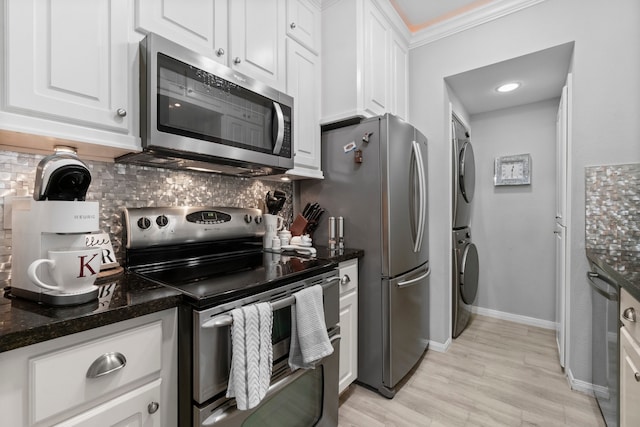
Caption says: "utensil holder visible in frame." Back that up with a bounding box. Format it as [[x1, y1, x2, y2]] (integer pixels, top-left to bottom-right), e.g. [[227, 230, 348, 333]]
[[290, 214, 308, 236]]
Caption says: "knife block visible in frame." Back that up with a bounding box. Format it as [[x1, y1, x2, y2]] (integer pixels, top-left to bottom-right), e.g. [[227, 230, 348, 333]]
[[290, 214, 308, 236]]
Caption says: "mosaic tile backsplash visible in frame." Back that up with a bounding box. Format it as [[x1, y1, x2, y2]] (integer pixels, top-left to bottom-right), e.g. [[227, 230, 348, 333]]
[[585, 163, 640, 251], [0, 150, 293, 287]]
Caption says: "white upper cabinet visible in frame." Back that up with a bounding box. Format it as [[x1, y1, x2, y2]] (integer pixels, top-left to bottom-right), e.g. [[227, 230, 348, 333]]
[[286, 0, 320, 54], [390, 30, 408, 119], [363, 1, 390, 117], [321, 0, 409, 124], [286, 38, 323, 179], [229, 0, 287, 92], [135, 0, 228, 64], [2, 0, 138, 159], [136, 0, 286, 90]]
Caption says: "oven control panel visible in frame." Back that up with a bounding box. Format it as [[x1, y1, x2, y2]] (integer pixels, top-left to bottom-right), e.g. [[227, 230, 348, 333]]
[[123, 206, 265, 249]]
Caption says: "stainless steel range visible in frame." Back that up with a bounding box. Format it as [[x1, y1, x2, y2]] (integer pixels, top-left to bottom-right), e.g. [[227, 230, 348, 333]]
[[123, 206, 340, 427]]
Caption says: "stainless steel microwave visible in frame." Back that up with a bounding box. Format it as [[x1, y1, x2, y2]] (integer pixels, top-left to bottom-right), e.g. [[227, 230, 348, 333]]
[[118, 33, 293, 177]]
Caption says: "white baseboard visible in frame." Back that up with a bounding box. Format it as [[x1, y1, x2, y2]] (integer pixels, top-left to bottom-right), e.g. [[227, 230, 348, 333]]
[[567, 368, 596, 396], [428, 337, 451, 353], [471, 306, 557, 330]]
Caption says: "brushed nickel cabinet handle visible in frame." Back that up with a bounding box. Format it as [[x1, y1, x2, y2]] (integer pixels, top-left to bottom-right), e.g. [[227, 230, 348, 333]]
[[116, 108, 127, 117], [233, 57, 242, 65], [290, 22, 296, 29], [340, 274, 351, 286], [86, 352, 127, 378], [148, 401, 160, 414], [216, 48, 225, 57], [623, 307, 637, 322]]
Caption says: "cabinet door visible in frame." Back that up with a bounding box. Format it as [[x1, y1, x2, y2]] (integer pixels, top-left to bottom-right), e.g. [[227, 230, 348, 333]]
[[620, 327, 640, 427], [390, 30, 408, 120], [338, 260, 358, 394], [286, 0, 320, 54], [286, 39, 323, 178], [135, 0, 228, 64], [6, 0, 129, 133], [363, 0, 389, 116], [54, 379, 162, 427], [229, 0, 286, 91]]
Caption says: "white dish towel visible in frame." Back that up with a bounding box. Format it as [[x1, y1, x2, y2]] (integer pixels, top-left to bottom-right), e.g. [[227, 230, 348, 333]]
[[288, 285, 334, 370], [226, 302, 273, 410]]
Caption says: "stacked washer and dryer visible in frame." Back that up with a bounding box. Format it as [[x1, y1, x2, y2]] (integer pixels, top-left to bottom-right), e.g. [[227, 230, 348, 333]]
[[452, 115, 480, 338]]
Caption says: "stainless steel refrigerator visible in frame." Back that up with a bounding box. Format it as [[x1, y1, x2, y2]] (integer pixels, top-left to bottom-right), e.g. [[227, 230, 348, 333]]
[[300, 114, 429, 398]]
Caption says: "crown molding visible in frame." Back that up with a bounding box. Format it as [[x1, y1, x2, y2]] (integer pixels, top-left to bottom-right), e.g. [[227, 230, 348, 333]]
[[409, 0, 548, 49]]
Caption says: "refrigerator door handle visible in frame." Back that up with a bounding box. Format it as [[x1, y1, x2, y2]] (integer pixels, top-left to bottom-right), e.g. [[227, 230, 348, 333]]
[[397, 267, 431, 288], [411, 141, 427, 253]]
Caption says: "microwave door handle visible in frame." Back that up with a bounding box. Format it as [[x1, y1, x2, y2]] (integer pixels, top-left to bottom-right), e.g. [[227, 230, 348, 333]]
[[272, 102, 285, 155]]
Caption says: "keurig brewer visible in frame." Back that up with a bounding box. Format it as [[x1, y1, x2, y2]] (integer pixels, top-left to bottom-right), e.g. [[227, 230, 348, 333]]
[[11, 150, 101, 305]]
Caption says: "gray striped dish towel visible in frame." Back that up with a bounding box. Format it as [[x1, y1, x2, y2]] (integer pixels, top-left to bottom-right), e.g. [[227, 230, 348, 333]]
[[226, 302, 273, 410], [288, 285, 333, 370]]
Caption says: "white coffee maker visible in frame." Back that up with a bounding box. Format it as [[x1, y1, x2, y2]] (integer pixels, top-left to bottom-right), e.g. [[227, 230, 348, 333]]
[[11, 150, 101, 305]]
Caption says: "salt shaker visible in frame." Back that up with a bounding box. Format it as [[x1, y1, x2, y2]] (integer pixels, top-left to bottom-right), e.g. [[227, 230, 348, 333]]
[[328, 216, 336, 250]]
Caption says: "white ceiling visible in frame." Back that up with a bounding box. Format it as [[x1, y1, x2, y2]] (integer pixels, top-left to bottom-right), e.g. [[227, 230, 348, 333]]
[[445, 42, 574, 115], [391, 0, 495, 31], [389, 1, 573, 115]]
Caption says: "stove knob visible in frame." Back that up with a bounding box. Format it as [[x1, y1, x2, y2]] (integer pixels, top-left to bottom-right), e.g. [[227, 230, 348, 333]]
[[156, 215, 169, 228], [137, 217, 151, 230], [255, 216, 263, 225]]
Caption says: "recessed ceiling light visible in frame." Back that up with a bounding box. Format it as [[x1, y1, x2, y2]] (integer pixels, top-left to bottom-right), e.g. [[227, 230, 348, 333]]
[[496, 82, 521, 93], [280, 176, 291, 182]]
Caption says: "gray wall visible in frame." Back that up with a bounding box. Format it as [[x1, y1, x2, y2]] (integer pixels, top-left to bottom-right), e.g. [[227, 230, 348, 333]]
[[470, 99, 558, 322], [409, 0, 640, 383], [0, 150, 293, 287]]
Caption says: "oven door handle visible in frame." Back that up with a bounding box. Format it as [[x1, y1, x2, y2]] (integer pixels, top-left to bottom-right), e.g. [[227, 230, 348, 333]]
[[202, 276, 340, 329], [202, 334, 341, 426]]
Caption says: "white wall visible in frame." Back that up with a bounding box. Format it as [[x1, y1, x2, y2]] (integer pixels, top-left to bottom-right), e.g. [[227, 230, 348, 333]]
[[409, 0, 640, 382], [470, 99, 558, 321]]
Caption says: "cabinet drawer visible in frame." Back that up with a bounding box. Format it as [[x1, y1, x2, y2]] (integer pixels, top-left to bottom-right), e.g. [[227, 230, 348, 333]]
[[621, 288, 640, 341], [30, 321, 163, 424], [339, 259, 358, 295]]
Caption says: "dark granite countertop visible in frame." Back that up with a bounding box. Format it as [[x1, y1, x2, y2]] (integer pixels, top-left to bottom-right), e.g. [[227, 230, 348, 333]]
[[0, 271, 182, 353], [586, 249, 640, 302], [312, 246, 364, 263], [0, 248, 363, 354]]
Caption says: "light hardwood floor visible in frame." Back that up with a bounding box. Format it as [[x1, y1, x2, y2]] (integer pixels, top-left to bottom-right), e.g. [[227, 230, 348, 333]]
[[338, 314, 606, 427]]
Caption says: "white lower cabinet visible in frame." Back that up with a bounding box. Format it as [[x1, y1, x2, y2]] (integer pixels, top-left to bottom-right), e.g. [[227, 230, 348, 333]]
[[0, 309, 177, 427], [620, 288, 640, 427], [54, 379, 162, 427], [338, 259, 359, 394]]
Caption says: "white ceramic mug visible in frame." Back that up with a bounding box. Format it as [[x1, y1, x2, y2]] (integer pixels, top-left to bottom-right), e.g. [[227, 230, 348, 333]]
[[263, 214, 284, 234], [27, 247, 102, 293]]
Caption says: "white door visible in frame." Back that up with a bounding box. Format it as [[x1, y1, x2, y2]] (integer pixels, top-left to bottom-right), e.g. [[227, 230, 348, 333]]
[[229, 0, 286, 91], [363, 0, 389, 116], [554, 222, 566, 368], [6, 0, 130, 133], [54, 380, 162, 427], [554, 74, 572, 369], [135, 0, 228, 63], [286, 39, 321, 176]]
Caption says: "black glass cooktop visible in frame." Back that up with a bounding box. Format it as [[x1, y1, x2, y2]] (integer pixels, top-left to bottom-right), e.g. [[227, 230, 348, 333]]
[[130, 249, 335, 308]]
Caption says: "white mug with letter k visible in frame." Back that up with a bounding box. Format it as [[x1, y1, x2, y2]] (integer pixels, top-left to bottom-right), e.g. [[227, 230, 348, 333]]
[[28, 247, 102, 294]]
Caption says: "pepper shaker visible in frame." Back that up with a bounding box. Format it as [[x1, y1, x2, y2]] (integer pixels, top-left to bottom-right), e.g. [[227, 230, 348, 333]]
[[337, 216, 344, 249], [328, 216, 336, 250]]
